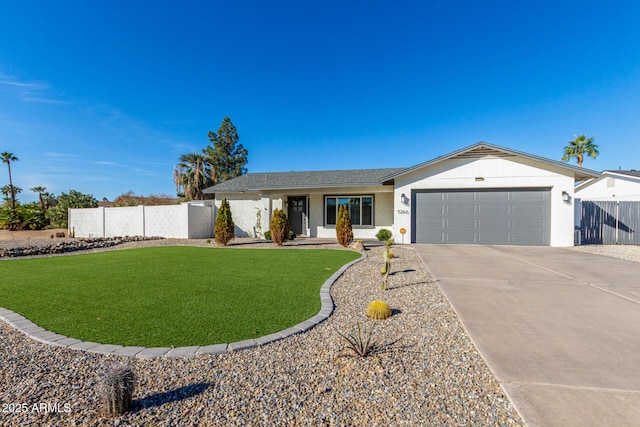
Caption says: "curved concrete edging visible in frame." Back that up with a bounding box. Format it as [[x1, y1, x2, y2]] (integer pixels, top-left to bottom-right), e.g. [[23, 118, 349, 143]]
[[0, 250, 366, 358]]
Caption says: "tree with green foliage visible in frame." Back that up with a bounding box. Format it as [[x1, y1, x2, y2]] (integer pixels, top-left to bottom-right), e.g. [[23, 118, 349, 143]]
[[173, 152, 213, 200], [214, 199, 235, 245], [562, 135, 599, 167], [1, 152, 18, 209], [1, 185, 21, 205], [336, 205, 353, 247], [31, 186, 47, 210], [204, 117, 248, 182], [46, 190, 98, 228], [0, 202, 46, 230], [270, 208, 289, 246]]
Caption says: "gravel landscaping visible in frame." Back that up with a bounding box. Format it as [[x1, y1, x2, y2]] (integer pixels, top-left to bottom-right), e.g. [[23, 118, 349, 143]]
[[570, 244, 640, 263], [1, 241, 523, 426]]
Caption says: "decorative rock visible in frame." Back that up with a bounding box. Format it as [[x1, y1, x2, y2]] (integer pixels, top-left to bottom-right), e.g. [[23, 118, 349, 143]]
[[0, 241, 527, 425], [0, 236, 163, 258]]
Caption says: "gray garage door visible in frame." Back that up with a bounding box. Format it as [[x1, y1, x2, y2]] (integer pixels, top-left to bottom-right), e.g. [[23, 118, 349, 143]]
[[413, 189, 550, 245]]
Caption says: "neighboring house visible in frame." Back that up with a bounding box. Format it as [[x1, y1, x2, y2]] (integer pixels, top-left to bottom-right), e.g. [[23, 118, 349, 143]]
[[574, 170, 640, 201], [574, 170, 640, 245], [204, 142, 599, 246]]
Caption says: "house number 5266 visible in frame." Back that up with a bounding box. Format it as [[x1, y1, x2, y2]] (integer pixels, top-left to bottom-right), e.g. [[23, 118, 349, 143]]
[[397, 209, 410, 215]]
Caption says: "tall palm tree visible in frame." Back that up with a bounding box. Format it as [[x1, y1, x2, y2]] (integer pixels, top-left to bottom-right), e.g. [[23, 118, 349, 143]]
[[173, 152, 214, 200], [31, 186, 47, 209], [562, 135, 599, 167], [1, 152, 18, 209]]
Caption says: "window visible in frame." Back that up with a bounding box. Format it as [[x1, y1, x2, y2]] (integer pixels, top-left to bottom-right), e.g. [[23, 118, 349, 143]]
[[325, 196, 373, 226]]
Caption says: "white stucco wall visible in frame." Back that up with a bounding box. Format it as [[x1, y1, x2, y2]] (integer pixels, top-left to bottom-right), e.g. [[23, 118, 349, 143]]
[[68, 207, 104, 237], [216, 194, 263, 238], [309, 188, 394, 239], [69, 203, 214, 239], [144, 205, 189, 238], [105, 206, 144, 237], [575, 175, 640, 201], [219, 188, 394, 240], [393, 156, 577, 246]]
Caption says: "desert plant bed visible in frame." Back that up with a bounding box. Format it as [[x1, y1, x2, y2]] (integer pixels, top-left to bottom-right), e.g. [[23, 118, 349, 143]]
[[0, 246, 360, 347]]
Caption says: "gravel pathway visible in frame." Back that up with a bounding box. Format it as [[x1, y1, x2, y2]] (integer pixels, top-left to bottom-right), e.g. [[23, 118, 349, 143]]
[[0, 243, 523, 426]]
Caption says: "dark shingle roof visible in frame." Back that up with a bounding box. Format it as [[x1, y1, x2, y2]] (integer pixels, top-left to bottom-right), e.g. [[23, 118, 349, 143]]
[[606, 170, 640, 178], [203, 168, 404, 193]]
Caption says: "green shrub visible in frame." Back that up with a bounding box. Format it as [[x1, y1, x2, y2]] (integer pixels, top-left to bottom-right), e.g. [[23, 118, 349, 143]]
[[214, 199, 235, 245], [289, 230, 296, 240], [264, 230, 271, 240], [0, 206, 22, 230], [375, 229, 392, 242], [270, 208, 289, 246], [336, 205, 353, 247], [0, 203, 47, 230]]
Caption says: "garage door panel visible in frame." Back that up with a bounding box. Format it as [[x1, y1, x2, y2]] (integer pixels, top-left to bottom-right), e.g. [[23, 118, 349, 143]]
[[446, 192, 476, 201], [445, 217, 476, 228], [477, 231, 510, 244], [477, 217, 510, 228], [511, 218, 546, 230], [512, 232, 547, 245], [414, 189, 550, 245], [512, 204, 547, 216], [477, 191, 509, 202], [478, 204, 510, 215], [445, 204, 476, 215], [418, 204, 445, 214], [416, 217, 444, 228], [445, 231, 479, 243]]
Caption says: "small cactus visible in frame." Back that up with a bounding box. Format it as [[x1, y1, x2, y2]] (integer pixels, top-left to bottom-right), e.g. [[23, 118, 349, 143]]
[[381, 248, 391, 290], [99, 364, 136, 417], [366, 300, 392, 320]]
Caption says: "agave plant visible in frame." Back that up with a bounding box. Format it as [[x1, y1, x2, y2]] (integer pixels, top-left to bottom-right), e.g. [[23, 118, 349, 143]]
[[337, 322, 375, 357]]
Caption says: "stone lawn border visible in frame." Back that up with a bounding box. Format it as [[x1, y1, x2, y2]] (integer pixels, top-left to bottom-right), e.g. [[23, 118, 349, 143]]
[[0, 250, 366, 358]]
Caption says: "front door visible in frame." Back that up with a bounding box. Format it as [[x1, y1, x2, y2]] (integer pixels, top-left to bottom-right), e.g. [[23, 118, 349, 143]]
[[288, 196, 307, 235]]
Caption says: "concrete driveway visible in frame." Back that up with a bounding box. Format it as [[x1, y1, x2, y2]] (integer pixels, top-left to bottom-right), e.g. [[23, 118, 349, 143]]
[[415, 244, 640, 427]]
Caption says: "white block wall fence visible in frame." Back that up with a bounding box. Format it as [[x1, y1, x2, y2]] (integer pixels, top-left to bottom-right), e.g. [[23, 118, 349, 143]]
[[69, 202, 216, 239]]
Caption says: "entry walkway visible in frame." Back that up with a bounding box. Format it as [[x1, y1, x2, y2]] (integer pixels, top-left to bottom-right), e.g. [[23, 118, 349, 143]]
[[415, 244, 640, 427]]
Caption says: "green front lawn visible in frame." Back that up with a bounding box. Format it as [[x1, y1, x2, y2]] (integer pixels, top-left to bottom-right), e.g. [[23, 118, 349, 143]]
[[0, 247, 359, 347]]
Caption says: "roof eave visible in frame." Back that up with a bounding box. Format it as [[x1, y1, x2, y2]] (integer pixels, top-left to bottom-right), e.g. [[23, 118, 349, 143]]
[[215, 182, 393, 193], [384, 142, 601, 182]]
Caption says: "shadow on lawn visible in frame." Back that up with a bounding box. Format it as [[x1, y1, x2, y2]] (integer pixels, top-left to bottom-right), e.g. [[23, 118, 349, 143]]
[[131, 382, 210, 412]]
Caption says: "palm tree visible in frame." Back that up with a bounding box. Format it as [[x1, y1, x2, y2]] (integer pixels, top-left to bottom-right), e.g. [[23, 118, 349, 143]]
[[562, 135, 599, 167], [1, 152, 18, 209], [31, 186, 47, 209], [41, 192, 55, 209], [1, 184, 21, 205], [173, 152, 214, 200]]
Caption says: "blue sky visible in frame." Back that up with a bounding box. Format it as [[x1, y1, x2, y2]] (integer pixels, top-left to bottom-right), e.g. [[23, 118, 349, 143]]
[[1, 1, 639, 203]]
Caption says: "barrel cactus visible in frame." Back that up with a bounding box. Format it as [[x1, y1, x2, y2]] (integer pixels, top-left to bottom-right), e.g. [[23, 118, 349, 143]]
[[366, 300, 392, 320], [99, 364, 136, 417]]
